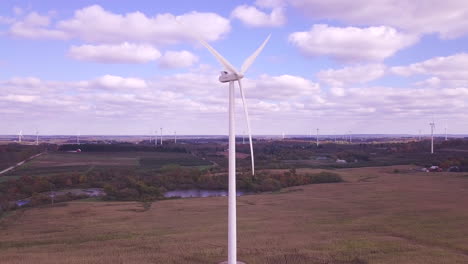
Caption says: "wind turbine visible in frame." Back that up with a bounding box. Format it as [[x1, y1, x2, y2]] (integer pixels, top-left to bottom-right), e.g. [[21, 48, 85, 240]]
[[349, 131, 352, 143], [18, 130, 22, 143], [160, 127, 163, 145], [430, 120, 435, 154], [316, 128, 319, 147], [35, 129, 39, 145], [76, 132, 80, 145], [444, 121, 448, 141], [154, 130, 158, 146], [174, 131, 177, 144], [195, 33, 270, 264]]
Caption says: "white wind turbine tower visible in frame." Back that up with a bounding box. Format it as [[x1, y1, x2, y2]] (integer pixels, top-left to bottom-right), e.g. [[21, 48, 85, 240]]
[[18, 130, 22, 143], [76, 132, 80, 145], [195, 33, 270, 264], [160, 127, 163, 145], [282, 131, 285, 140], [316, 128, 319, 147], [154, 130, 158, 146], [36, 129, 39, 145], [174, 131, 177, 144], [444, 121, 448, 141], [430, 120, 435, 154]]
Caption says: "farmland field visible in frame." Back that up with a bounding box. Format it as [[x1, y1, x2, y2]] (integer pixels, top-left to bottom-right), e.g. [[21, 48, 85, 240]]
[[1, 165, 468, 263], [1, 151, 212, 180]]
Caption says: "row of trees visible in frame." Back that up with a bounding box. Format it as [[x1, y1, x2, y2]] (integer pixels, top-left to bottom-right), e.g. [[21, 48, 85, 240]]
[[59, 143, 187, 153], [0, 163, 344, 214], [0, 144, 51, 170]]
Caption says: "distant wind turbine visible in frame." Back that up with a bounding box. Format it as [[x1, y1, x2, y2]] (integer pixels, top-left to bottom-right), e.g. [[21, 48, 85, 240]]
[[160, 127, 163, 145], [76, 132, 80, 145], [174, 131, 177, 144], [154, 130, 158, 146], [430, 120, 435, 154], [36, 129, 39, 145], [18, 130, 22, 143], [445, 122, 448, 141], [195, 31, 269, 264], [316, 128, 319, 147]]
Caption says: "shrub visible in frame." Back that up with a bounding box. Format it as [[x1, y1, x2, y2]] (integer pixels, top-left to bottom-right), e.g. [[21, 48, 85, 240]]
[[257, 178, 282, 192], [306, 172, 343, 184]]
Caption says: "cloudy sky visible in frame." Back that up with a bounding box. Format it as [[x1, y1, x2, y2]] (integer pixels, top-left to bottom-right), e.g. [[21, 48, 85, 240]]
[[1, 0, 468, 135]]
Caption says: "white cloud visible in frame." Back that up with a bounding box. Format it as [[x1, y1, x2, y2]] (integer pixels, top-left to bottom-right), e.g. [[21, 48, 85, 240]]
[[68, 42, 161, 64], [8, 5, 231, 45], [158, 50, 199, 69], [1, 94, 38, 103], [255, 0, 285, 8], [0, 16, 14, 24], [288, 0, 468, 39], [391, 53, 468, 78], [413, 77, 441, 88], [289, 24, 418, 62], [89, 75, 148, 90], [391, 53, 468, 87], [9, 12, 68, 39], [248, 74, 321, 100], [56, 5, 230, 45], [231, 5, 286, 27], [317, 64, 386, 87], [2, 72, 468, 134]]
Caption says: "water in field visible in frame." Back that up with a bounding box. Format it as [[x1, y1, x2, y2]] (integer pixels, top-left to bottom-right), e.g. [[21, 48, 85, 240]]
[[164, 189, 251, 198]]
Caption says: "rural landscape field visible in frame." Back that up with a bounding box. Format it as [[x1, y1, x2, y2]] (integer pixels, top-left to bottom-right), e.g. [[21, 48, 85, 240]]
[[2, 0, 468, 263], [1, 137, 468, 263]]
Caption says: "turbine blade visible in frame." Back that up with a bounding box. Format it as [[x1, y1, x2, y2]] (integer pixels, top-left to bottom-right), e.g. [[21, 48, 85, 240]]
[[240, 34, 271, 75], [176, 19, 238, 74], [237, 80, 255, 175], [197, 38, 239, 74]]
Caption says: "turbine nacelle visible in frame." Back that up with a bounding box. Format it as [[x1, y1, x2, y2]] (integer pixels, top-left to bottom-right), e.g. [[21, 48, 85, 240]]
[[219, 71, 243, 83]]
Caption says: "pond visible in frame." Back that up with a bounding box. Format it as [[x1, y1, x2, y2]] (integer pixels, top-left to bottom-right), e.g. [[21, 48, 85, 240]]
[[164, 189, 252, 198]]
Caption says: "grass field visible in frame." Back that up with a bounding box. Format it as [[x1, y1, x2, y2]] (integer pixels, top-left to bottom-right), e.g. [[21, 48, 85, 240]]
[[1, 151, 212, 180], [1, 165, 468, 263]]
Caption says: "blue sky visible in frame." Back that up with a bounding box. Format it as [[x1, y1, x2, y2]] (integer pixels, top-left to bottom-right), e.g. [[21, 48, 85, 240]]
[[1, 0, 468, 135]]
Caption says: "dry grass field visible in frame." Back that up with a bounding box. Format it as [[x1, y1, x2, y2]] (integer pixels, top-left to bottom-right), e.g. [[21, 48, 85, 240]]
[[1, 165, 468, 263]]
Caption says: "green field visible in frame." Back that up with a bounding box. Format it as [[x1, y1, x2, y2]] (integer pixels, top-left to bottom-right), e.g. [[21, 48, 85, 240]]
[[1, 151, 212, 180]]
